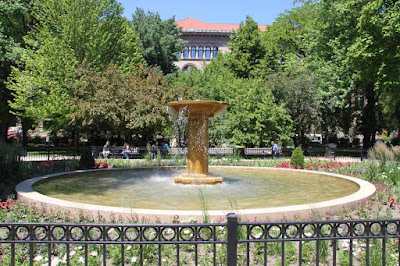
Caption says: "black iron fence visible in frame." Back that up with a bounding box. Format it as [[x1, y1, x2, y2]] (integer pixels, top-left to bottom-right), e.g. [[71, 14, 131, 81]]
[[19, 146, 85, 161], [1, 214, 399, 265], [18, 145, 368, 161]]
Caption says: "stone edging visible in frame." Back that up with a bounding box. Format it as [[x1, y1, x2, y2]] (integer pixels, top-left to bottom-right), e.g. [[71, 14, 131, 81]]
[[16, 167, 376, 222]]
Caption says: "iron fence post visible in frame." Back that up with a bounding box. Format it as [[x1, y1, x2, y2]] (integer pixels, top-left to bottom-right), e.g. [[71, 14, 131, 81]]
[[227, 213, 238, 266]]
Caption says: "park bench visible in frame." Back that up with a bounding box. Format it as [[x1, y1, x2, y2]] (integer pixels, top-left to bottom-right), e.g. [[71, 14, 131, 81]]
[[91, 146, 141, 159], [244, 148, 272, 156]]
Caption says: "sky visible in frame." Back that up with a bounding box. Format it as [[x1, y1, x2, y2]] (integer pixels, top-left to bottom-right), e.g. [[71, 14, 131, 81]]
[[118, 0, 302, 25]]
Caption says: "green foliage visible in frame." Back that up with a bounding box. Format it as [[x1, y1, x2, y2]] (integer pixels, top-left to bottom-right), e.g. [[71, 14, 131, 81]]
[[8, 36, 78, 128], [268, 59, 322, 145], [259, 2, 318, 75], [290, 146, 305, 168], [0, 0, 32, 140], [79, 149, 95, 169], [7, 0, 145, 132], [368, 141, 395, 165], [174, 55, 293, 147], [228, 17, 265, 78], [31, 0, 144, 68], [132, 8, 186, 74], [73, 63, 188, 139], [306, 0, 400, 147]]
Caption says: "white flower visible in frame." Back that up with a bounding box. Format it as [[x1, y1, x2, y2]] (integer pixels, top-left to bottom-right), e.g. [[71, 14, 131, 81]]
[[70, 250, 76, 256], [304, 231, 313, 237], [34, 255, 43, 261], [254, 232, 263, 238], [131, 256, 138, 263], [126, 245, 132, 250], [61, 254, 67, 264], [353, 248, 362, 256], [51, 256, 61, 266], [78, 257, 85, 264], [90, 251, 98, 257], [188, 217, 198, 223], [183, 229, 191, 234], [218, 226, 225, 231], [341, 239, 350, 250]]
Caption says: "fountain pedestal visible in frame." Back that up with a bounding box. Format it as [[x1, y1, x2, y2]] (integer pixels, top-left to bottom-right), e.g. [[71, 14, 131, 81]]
[[167, 100, 229, 184]]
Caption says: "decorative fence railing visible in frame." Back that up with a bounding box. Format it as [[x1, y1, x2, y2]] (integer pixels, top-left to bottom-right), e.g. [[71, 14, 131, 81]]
[[1, 214, 399, 265], [19, 146, 85, 161], [19, 146, 368, 161]]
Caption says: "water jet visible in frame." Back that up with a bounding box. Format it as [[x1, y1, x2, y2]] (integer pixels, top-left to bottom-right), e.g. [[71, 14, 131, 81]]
[[167, 100, 228, 184]]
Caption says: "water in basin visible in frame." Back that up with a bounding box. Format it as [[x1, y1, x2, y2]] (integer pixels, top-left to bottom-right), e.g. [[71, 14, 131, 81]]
[[33, 167, 359, 211]]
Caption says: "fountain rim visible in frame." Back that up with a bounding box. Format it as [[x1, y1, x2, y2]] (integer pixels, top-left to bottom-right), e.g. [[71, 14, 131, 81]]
[[167, 100, 229, 117], [16, 166, 376, 222]]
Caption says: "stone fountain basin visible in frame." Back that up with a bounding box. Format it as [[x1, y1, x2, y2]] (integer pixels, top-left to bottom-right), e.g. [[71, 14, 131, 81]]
[[167, 100, 229, 117], [16, 167, 375, 222]]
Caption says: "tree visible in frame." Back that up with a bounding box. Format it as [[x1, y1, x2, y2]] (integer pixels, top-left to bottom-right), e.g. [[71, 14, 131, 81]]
[[259, 2, 318, 75], [72, 63, 192, 142], [0, 0, 33, 141], [131, 8, 186, 75], [227, 17, 266, 79], [308, 0, 400, 148], [7, 0, 144, 143], [174, 55, 293, 146], [268, 58, 322, 147]]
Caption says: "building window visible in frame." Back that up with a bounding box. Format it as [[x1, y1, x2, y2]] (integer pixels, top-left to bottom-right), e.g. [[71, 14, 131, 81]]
[[213, 47, 218, 58], [205, 47, 211, 59], [191, 46, 196, 58], [183, 65, 196, 72], [183, 47, 189, 59], [198, 47, 204, 59], [177, 51, 182, 58]]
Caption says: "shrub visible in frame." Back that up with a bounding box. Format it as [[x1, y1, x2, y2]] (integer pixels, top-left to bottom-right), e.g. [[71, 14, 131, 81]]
[[368, 141, 394, 165], [392, 146, 400, 161], [79, 148, 95, 169], [290, 147, 304, 168]]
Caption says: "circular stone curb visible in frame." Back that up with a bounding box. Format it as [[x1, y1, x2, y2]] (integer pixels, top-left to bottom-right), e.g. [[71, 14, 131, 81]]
[[16, 166, 376, 222]]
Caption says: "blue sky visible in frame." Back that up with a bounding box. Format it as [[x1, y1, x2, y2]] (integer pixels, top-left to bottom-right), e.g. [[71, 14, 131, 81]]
[[118, 0, 302, 25]]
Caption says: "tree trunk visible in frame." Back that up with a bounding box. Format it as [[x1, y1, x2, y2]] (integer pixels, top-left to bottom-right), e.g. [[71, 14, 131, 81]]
[[395, 101, 400, 129], [21, 118, 33, 147], [361, 84, 377, 149], [74, 123, 79, 153]]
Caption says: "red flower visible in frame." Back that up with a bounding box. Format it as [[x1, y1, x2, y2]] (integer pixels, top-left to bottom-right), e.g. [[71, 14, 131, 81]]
[[41, 161, 51, 168]]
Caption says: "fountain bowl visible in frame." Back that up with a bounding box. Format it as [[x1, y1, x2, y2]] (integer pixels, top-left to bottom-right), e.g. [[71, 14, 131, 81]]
[[16, 166, 375, 222], [167, 100, 229, 117]]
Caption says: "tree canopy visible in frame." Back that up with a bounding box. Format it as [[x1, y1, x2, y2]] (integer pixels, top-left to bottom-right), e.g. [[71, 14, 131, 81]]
[[131, 8, 186, 75], [2, 0, 399, 148], [174, 54, 293, 147], [0, 0, 33, 141], [8, 0, 145, 134]]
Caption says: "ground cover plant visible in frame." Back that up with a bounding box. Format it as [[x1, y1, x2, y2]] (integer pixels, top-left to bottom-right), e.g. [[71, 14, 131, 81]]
[[1, 142, 400, 265], [1, 159, 399, 265]]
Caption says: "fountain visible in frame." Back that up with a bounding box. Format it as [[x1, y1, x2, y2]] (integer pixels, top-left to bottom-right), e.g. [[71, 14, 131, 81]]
[[167, 100, 229, 184], [16, 100, 376, 222]]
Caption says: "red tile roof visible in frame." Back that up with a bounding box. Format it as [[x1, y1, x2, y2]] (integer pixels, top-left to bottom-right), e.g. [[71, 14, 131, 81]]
[[176, 18, 266, 32]]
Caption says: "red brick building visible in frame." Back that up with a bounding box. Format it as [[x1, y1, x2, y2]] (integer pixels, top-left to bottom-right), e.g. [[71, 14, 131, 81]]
[[174, 18, 266, 71]]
